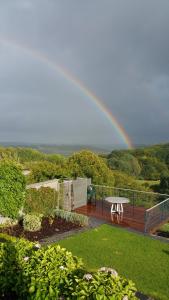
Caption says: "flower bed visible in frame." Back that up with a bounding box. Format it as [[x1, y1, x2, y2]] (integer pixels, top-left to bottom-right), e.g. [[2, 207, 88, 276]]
[[0, 216, 80, 241]]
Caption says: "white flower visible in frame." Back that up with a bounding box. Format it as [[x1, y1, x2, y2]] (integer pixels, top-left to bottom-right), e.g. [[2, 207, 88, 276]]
[[99, 267, 107, 272], [123, 296, 128, 300], [34, 243, 41, 249], [98, 267, 118, 277], [23, 256, 29, 262], [107, 268, 118, 277], [59, 266, 65, 270], [83, 273, 93, 281]]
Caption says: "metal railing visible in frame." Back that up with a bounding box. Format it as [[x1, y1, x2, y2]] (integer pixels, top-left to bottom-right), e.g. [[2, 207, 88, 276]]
[[91, 184, 168, 209], [144, 198, 169, 233]]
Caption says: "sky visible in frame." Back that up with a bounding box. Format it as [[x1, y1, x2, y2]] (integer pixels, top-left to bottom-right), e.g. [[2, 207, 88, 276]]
[[0, 0, 169, 148]]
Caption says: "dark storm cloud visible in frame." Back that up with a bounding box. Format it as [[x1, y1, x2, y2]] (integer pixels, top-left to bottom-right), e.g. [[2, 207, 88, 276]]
[[0, 0, 169, 146]]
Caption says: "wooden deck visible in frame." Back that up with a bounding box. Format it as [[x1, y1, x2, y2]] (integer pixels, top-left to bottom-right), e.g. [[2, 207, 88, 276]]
[[75, 200, 146, 232]]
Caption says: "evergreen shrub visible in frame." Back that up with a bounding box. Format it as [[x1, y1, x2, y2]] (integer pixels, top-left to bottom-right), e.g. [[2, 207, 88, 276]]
[[0, 160, 26, 219]]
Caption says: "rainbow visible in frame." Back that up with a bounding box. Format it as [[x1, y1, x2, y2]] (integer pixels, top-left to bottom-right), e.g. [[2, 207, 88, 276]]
[[0, 36, 133, 148]]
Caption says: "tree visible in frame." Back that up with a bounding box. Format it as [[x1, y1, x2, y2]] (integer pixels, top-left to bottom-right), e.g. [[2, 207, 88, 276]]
[[113, 170, 148, 191], [68, 150, 115, 186], [0, 160, 26, 218], [139, 157, 168, 180], [108, 152, 141, 177], [30, 161, 70, 183], [158, 173, 169, 195]]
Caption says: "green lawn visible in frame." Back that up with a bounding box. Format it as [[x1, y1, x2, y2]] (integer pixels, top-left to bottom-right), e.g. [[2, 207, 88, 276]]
[[159, 222, 169, 233], [58, 224, 169, 300]]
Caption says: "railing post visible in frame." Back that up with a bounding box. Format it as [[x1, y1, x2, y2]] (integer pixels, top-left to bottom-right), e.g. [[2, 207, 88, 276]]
[[102, 186, 104, 216], [144, 210, 148, 233], [132, 191, 135, 217]]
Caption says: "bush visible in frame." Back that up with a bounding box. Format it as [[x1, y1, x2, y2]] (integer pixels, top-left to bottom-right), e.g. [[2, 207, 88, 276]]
[[0, 235, 138, 300], [30, 161, 69, 183], [108, 152, 141, 177], [64, 268, 137, 299], [25, 187, 59, 215], [158, 173, 169, 195], [23, 214, 43, 232], [68, 150, 115, 186], [55, 209, 89, 226], [0, 160, 26, 219], [0, 235, 83, 299]]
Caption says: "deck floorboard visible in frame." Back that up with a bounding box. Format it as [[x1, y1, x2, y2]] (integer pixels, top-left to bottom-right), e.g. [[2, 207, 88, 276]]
[[75, 201, 146, 232]]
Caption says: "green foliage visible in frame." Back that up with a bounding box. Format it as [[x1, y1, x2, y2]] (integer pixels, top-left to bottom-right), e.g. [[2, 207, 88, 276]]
[[55, 209, 89, 226], [113, 170, 148, 191], [30, 161, 69, 182], [106, 144, 169, 182], [139, 157, 168, 180], [158, 222, 169, 233], [16, 147, 45, 163], [65, 270, 137, 299], [0, 146, 19, 161], [0, 234, 137, 299], [45, 153, 66, 165], [108, 152, 141, 177], [68, 150, 115, 186], [0, 160, 26, 218], [23, 214, 43, 232], [0, 235, 83, 299], [25, 187, 59, 215], [158, 174, 169, 194]]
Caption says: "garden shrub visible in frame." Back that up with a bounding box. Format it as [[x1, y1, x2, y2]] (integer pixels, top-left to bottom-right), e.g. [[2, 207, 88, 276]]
[[0, 235, 83, 299], [25, 187, 58, 215], [64, 267, 137, 299], [23, 214, 43, 232], [0, 235, 138, 299], [0, 160, 26, 219], [55, 209, 89, 226]]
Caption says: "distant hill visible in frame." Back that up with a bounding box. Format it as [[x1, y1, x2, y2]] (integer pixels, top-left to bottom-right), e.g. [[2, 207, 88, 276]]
[[106, 142, 169, 181], [0, 142, 124, 156]]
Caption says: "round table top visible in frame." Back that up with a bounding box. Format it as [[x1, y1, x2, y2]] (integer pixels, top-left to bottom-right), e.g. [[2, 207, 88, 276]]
[[105, 196, 129, 204]]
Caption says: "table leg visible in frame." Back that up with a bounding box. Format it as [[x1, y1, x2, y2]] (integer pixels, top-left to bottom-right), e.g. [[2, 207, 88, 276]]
[[111, 203, 117, 213]]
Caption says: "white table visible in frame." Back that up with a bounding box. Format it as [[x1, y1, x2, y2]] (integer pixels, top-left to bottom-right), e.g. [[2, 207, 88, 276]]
[[105, 197, 129, 214]]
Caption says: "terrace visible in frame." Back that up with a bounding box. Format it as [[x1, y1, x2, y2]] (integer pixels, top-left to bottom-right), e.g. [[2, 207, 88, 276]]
[[74, 184, 169, 233]]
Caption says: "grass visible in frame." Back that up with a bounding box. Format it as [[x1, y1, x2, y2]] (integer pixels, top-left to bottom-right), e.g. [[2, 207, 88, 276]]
[[159, 222, 169, 233], [58, 224, 169, 300]]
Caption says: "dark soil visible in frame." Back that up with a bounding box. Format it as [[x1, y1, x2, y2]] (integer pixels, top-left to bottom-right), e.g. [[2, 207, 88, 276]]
[[0, 217, 80, 242], [155, 230, 169, 238]]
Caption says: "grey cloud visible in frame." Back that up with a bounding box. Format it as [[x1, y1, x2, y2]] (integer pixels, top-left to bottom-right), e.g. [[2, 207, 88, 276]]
[[0, 0, 169, 146]]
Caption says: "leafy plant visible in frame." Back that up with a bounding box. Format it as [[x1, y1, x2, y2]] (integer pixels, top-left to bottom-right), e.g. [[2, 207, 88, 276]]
[[158, 173, 169, 195], [64, 268, 137, 299], [55, 209, 89, 226], [0, 234, 138, 299], [25, 187, 59, 215], [23, 214, 43, 232], [0, 160, 26, 218], [68, 150, 115, 186], [0, 235, 83, 299], [30, 160, 69, 183]]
